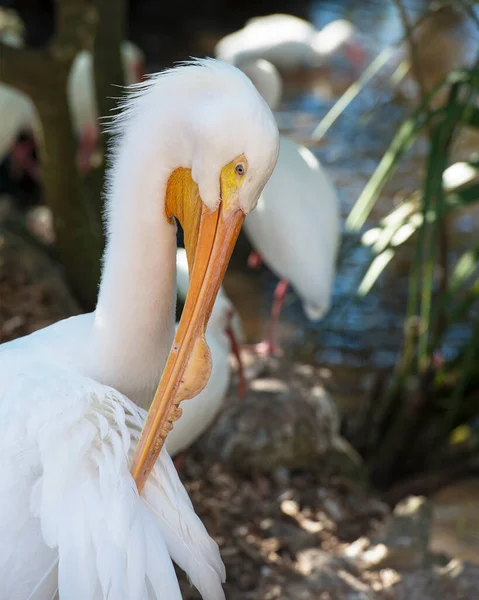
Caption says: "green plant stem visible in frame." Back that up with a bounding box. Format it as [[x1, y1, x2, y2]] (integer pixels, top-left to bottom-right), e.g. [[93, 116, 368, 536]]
[[311, 47, 395, 142], [433, 317, 479, 451], [346, 111, 425, 232], [365, 75, 478, 482], [416, 117, 449, 371]]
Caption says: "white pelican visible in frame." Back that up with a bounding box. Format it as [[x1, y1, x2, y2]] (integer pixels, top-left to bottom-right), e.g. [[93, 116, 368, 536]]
[[0, 83, 39, 177], [0, 59, 279, 598], [215, 14, 365, 73], [69, 40, 145, 136], [0, 20, 40, 175], [238, 59, 340, 354], [69, 40, 145, 175], [243, 137, 340, 353]]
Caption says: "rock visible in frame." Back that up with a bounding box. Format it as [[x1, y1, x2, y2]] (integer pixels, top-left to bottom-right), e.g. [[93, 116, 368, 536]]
[[267, 521, 317, 556], [251, 553, 479, 600], [203, 363, 364, 476], [430, 479, 479, 564], [296, 548, 357, 578], [351, 496, 432, 570], [384, 559, 479, 600], [257, 550, 378, 600]]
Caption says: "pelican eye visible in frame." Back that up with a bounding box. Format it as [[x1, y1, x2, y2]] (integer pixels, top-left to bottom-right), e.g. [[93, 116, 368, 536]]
[[235, 163, 246, 176]]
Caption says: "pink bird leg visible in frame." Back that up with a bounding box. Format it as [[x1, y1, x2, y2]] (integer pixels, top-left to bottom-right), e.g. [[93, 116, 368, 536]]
[[247, 250, 263, 269], [254, 278, 289, 357], [77, 122, 100, 176], [225, 307, 247, 399]]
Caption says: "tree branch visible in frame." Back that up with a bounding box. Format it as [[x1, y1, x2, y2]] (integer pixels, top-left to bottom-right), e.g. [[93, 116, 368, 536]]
[[393, 0, 428, 104], [0, 0, 97, 95], [0, 43, 54, 95], [88, 0, 127, 223], [93, 0, 126, 123], [51, 0, 97, 58]]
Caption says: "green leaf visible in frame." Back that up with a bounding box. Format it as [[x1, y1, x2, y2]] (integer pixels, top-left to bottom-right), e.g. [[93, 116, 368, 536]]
[[358, 249, 395, 296], [450, 247, 479, 291]]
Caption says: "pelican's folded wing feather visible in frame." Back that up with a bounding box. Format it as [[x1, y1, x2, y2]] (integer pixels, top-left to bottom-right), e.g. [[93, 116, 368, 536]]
[[0, 347, 225, 600]]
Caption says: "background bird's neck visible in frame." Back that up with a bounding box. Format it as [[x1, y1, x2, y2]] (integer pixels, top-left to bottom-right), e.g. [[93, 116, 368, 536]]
[[91, 138, 178, 409]]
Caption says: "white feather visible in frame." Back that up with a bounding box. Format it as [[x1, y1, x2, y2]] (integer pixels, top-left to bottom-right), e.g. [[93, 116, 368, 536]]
[[0, 350, 225, 599], [236, 59, 282, 111]]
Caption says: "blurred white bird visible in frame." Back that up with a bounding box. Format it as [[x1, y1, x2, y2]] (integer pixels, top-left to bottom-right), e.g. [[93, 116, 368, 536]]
[[0, 84, 39, 173], [68, 40, 145, 135], [244, 137, 340, 354], [0, 59, 279, 598], [238, 58, 283, 111], [239, 59, 341, 355], [70, 40, 146, 175], [216, 14, 365, 73], [0, 22, 40, 179]]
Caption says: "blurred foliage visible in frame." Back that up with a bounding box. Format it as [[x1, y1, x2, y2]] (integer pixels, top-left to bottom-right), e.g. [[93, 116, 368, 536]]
[[343, 2, 479, 490]]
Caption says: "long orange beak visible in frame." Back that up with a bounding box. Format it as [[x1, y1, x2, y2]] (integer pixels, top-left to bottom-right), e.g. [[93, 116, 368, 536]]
[[131, 165, 245, 492]]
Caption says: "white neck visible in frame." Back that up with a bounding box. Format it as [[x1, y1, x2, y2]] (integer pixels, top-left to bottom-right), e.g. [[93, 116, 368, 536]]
[[89, 123, 181, 409]]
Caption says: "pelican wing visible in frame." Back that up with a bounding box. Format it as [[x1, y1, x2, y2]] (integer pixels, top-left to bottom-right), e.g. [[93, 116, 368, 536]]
[[0, 345, 225, 600]]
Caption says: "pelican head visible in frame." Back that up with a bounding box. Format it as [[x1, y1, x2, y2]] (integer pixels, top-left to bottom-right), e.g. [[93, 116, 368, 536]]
[[303, 300, 330, 322], [112, 59, 279, 489]]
